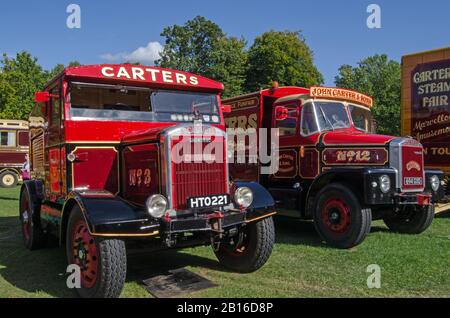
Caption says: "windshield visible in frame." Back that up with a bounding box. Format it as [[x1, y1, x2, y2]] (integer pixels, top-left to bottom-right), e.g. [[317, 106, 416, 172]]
[[349, 104, 374, 133], [68, 82, 220, 123], [314, 101, 350, 131], [301, 101, 352, 135]]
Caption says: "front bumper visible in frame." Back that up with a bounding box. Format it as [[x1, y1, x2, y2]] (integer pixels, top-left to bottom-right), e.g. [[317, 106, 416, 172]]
[[363, 168, 445, 206], [163, 210, 246, 234]]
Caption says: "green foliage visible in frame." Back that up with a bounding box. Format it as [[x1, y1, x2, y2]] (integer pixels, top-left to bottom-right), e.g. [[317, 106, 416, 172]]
[[0, 53, 80, 120], [245, 31, 323, 91], [156, 16, 248, 98], [335, 54, 401, 136]]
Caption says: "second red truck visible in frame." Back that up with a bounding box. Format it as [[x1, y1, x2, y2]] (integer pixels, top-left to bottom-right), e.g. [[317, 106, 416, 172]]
[[224, 85, 445, 249]]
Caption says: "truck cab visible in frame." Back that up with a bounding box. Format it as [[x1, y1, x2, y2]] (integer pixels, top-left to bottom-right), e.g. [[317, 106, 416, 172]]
[[20, 64, 275, 298], [224, 85, 445, 249]]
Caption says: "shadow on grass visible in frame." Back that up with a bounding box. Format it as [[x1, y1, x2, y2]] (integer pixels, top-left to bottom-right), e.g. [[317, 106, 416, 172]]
[[126, 249, 229, 282], [0, 217, 74, 298], [273, 216, 325, 247], [0, 215, 230, 297], [0, 196, 18, 201]]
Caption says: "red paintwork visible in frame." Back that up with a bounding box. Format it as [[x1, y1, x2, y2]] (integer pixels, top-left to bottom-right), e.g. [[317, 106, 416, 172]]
[[122, 143, 160, 204], [0, 152, 26, 164], [32, 64, 230, 216], [401, 142, 425, 191], [62, 64, 224, 93], [72, 147, 118, 193], [223, 86, 426, 187], [322, 131, 394, 146], [64, 120, 173, 143]]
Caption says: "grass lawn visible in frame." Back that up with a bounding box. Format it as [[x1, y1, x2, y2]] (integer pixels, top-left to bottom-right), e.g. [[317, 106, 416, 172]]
[[0, 186, 449, 298]]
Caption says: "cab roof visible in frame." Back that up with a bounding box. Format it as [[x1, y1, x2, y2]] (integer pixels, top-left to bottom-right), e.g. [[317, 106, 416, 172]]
[[45, 64, 224, 93]]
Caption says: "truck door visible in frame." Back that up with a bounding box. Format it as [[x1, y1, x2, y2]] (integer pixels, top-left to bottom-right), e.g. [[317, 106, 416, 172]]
[[46, 82, 63, 201], [271, 102, 300, 180]]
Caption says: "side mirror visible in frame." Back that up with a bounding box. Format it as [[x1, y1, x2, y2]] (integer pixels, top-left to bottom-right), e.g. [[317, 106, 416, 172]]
[[34, 91, 59, 103], [221, 104, 232, 113], [35, 92, 51, 103], [275, 106, 289, 121]]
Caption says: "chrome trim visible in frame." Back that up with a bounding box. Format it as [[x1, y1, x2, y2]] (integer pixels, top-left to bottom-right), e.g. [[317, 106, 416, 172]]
[[389, 137, 425, 193], [160, 123, 228, 211]]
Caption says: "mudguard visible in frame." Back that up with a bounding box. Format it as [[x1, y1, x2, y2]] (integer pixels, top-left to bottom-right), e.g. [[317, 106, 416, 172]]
[[20, 180, 44, 207], [62, 191, 160, 238], [233, 181, 276, 220]]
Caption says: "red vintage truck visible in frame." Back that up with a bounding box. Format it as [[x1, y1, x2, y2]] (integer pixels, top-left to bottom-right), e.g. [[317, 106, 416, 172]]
[[401, 47, 450, 212], [0, 119, 29, 187], [21, 64, 276, 298], [223, 85, 445, 249]]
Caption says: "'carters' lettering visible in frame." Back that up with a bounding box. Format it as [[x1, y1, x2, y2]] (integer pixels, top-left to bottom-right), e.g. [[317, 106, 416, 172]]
[[101, 66, 199, 85]]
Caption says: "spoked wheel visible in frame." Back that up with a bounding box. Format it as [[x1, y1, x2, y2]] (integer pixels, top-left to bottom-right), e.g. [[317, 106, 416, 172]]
[[19, 188, 46, 250], [314, 183, 372, 249], [1, 171, 18, 188], [214, 217, 275, 273], [70, 220, 100, 289], [66, 206, 127, 298]]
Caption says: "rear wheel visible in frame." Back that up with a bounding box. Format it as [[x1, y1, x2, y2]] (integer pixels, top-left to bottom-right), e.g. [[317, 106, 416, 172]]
[[66, 206, 127, 298], [19, 188, 46, 250], [1, 171, 18, 188], [313, 183, 372, 249], [214, 217, 275, 273], [383, 205, 434, 234]]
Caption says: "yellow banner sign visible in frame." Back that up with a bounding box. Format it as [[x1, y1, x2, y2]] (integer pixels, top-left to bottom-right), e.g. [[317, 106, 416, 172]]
[[310, 86, 373, 108]]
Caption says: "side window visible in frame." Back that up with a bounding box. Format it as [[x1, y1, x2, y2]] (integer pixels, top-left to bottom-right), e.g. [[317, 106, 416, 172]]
[[276, 107, 298, 136], [50, 85, 61, 127], [0, 131, 16, 147], [301, 103, 319, 136]]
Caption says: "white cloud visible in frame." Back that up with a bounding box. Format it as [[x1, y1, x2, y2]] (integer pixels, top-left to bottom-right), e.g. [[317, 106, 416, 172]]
[[100, 41, 163, 65]]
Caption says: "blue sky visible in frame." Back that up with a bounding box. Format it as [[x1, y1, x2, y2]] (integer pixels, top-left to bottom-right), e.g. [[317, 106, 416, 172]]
[[0, 0, 449, 85]]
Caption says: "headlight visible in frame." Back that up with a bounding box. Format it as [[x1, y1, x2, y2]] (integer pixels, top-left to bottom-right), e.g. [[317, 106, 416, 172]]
[[379, 175, 391, 193], [146, 194, 167, 218], [430, 175, 440, 192], [234, 187, 253, 208]]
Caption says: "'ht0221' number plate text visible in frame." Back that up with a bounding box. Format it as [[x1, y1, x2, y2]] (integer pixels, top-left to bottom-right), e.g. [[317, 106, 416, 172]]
[[187, 194, 230, 209]]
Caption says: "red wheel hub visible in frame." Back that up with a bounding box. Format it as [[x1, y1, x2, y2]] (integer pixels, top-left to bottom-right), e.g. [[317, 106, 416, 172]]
[[321, 198, 351, 234], [70, 220, 99, 288]]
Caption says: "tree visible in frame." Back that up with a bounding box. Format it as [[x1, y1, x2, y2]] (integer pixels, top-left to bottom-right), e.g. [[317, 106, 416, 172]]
[[335, 54, 401, 136], [0, 51, 80, 120], [156, 16, 248, 98], [48, 61, 81, 79], [245, 31, 323, 91], [0, 52, 48, 120]]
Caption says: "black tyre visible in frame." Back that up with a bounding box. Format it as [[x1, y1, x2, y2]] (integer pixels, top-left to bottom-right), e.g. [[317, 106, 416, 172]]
[[214, 216, 275, 273], [383, 205, 434, 234], [19, 188, 47, 250], [66, 206, 127, 298], [1, 171, 18, 188], [313, 183, 372, 249]]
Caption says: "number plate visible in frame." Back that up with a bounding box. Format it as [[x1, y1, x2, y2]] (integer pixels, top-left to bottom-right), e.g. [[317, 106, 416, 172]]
[[187, 194, 230, 209]]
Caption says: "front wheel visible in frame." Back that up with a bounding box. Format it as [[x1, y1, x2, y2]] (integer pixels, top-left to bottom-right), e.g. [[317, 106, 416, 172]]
[[66, 206, 127, 298], [214, 217, 275, 273], [313, 183, 372, 249], [383, 205, 434, 234]]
